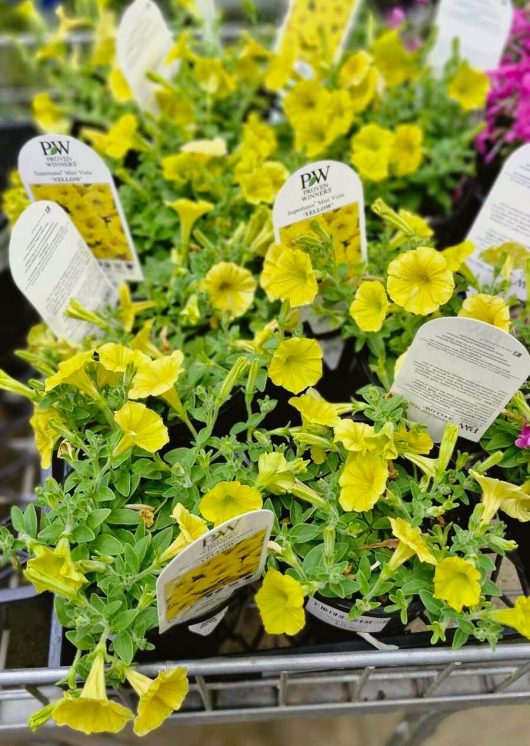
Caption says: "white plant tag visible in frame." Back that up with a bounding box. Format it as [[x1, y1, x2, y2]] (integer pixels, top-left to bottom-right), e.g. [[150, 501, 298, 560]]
[[467, 144, 530, 301], [18, 134, 142, 283], [188, 606, 227, 637], [273, 160, 367, 262], [429, 0, 513, 73], [117, 0, 176, 114], [156, 510, 273, 633], [276, 0, 361, 69], [306, 597, 389, 633], [9, 202, 117, 343], [319, 337, 345, 371], [392, 318, 530, 443]]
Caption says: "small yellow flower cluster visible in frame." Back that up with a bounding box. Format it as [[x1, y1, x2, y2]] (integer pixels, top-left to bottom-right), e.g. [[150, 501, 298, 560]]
[[233, 114, 289, 205], [351, 123, 424, 182]]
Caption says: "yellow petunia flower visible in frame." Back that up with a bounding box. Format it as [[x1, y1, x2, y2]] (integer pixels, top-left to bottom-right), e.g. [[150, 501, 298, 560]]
[[441, 240, 475, 272], [386, 518, 437, 572], [45, 351, 99, 400], [30, 405, 66, 469], [241, 113, 278, 160], [180, 294, 201, 325], [24, 537, 87, 601], [284, 79, 327, 124], [32, 92, 68, 133], [239, 161, 289, 205], [268, 337, 323, 394], [387, 246, 454, 315], [264, 47, 297, 92], [202, 262, 256, 319], [349, 280, 390, 332], [166, 198, 214, 247], [199, 481, 263, 525], [448, 61, 490, 111], [89, 114, 140, 160], [339, 453, 388, 511], [118, 283, 155, 333], [125, 667, 188, 736], [97, 343, 147, 373], [351, 124, 395, 182], [108, 67, 132, 103], [0, 368, 37, 400], [181, 137, 227, 157], [113, 402, 169, 456], [334, 419, 375, 454], [433, 557, 481, 612], [160, 505, 208, 563], [373, 29, 418, 87], [339, 50, 373, 88], [390, 124, 423, 177], [469, 469, 530, 525], [260, 246, 318, 307], [458, 293, 511, 332], [255, 568, 305, 635], [129, 351, 185, 412], [53, 654, 133, 735], [288, 392, 340, 427], [394, 426, 433, 455], [255, 452, 308, 495], [490, 596, 530, 639], [194, 58, 235, 98]]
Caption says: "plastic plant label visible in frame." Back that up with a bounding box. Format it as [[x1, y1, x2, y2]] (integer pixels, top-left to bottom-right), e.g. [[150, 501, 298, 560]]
[[156, 509, 274, 633], [392, 317, 530, 443], [467, 144, 530, 301], [306, 597, 389, 633], [18, 133, 142, 283], [276, 0, 361, 70], [9, 202, 117, 344], [429, 0, 513, 73], [319, 338, 344, 371], [273, 160, 367, 262], [117, 0, 176, 114], [188, 606, 228, 637]]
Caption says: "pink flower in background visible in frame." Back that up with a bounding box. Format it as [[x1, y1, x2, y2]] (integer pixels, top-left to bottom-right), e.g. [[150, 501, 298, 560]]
[[515, 424, 530, 449], [388, 7, 406, 27]]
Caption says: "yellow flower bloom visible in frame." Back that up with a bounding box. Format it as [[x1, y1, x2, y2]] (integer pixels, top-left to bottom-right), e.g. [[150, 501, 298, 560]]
[[32, 92, 68, 133], [30, 406, 66, 469], [166, 198, 214, 247], [458, 293, 511, 332], [387, 247, 454, 315], [386, 518, 437, 572], [284, 79, 327, 124], [160, 505, 209, 563], [369, 421, 399, 460], [264, 48, 297, 92], [199, 481, 263, 525], [288, 392, 340, 427], [333, 420, 375, 454], [108, 67, 132, 102], [268, 338, 323, 394], [97, 343, 147, 373], [96, 114, 140, 159], [2, 170, 30, 225], [255, 568, 305, 635], [113, 402, 169, 456], [0, 368, 37, 400], [351, 124, 395, 182], [260, 246, 318, 307], [118, 283, 155, 333], [373, 30, 418, 87], [339, 453, 388, 511], [54, 654, 133, 735], [349, 280, 390, 332], [131, 321, 162, 359], [202, 262, 256, 319], [490, 596, 530, 639], [441, 240, 475, 272], [194, 58, 235, 98], [339, 50, 373, 88], [241, 113, 277, 160], [45, 351, 98, 399], [25, 537, 86, 600], [394, 426, 433, 455], [239, 161, 289, 205], [390, 124, 423, 177], [125, 667, 188, 736], [181, 137, 227, 156], [255, 452, 308, 495], [433, 557, 481, 612], [129, 351, 185, 411], [448, 61, 489, 111], [469, 469, 530, 525]]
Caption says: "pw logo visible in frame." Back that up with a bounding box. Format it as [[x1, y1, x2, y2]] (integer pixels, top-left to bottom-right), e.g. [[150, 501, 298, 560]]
[[39, 140, 70, 156], [300, 165, 330, 189]]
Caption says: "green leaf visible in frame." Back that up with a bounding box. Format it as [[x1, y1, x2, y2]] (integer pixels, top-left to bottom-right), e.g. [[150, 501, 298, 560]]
[[23, 505, 37, 538], [113, 631, 134, 665], [452, 627, 469, 649], [108, 509, 140, 525], [71, 525, 96, 543], [10, 506, 25, 534], [115, 471, 131, 497], [94, 485, 115, 502], [289, 524, 322, 543], [92, 534, 124, 555], [87, 509, 112, 530], [113, 609, 138, 632]]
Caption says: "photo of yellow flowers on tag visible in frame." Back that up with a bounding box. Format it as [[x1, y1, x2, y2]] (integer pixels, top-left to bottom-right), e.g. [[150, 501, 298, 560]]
[[279, 202, 362, 269], [164, 528, 267, 622], [30, 183, 133, 262], [278, 0, 359, 66]]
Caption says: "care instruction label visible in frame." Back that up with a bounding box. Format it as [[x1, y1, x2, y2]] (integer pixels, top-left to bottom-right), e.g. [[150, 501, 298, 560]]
[[273, 160, 367, 263], [306, 597, 389, 633], [18, 134, 142, 283], [157, 510, 273, 633], [429, 0, 513, 73], [188, 606, 227, 637], [9, 202, 117, 343], [392, 318, 530, 443], [467, 144, 530, 300], [117, 0, 176, 114]]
